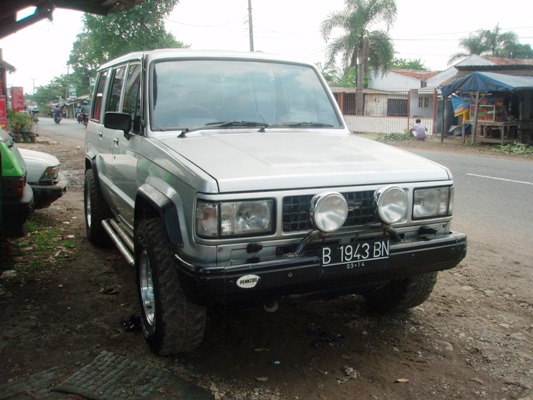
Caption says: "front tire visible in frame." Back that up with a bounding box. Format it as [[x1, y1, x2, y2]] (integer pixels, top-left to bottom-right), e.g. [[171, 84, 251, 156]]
[[135, 218, 206, 355], [84, 169, 112, 247], [363, 272, 438, 313]]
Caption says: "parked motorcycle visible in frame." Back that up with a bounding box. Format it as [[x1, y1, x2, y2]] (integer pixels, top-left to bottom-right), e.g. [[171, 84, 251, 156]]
[[54, 113, 62, 124]]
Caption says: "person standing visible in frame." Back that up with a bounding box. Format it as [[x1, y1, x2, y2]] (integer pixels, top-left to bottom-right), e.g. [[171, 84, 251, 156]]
[[410, 119, 427, 141]]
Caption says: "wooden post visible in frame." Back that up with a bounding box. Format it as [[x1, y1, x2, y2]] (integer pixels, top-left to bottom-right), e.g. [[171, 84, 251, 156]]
[[472, 91, 480, 144], [432, 88, 438, 138], [441, 94, 446, 143]]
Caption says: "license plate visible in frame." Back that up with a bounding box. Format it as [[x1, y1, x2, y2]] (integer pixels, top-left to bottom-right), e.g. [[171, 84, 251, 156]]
[[321, 239, 389, 268]]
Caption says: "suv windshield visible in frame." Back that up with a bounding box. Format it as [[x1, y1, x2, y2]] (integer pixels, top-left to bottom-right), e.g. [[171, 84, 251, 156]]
[[150, 59, 342, 131]]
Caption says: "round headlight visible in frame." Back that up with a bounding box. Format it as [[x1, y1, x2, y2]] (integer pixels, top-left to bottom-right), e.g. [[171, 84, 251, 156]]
[[310, 192, 348, 233], [374, 186, 408, 225]]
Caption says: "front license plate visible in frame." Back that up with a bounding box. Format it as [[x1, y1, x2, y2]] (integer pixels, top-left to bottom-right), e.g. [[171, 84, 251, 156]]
[[321, 239, 390, 268]]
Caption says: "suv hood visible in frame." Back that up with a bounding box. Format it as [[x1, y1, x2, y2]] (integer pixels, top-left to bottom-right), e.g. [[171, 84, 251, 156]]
[[161, 130, 451, 192]]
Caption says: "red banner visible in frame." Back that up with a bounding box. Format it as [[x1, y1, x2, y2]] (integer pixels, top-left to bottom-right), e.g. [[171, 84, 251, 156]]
[[10, 86, 24, 111], [0, 95, 6, 129]]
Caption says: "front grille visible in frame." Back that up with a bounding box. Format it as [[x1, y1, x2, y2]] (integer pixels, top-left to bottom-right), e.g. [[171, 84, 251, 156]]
[[282, 190, 378, 233]]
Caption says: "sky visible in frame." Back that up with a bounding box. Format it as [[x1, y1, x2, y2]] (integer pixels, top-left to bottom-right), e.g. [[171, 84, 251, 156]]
[[1, 0, 533, 95]]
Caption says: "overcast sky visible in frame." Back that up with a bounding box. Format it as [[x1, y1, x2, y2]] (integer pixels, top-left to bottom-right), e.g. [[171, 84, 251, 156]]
[[1, 0, 532, 94]]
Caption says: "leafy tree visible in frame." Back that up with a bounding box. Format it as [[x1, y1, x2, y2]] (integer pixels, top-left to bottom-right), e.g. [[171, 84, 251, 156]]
[[391, 58, 427, 70], [481, 25, 517, 56], [31, 75, 69, 113], [68, 0, 186, 95], [336, 66, 357, 87], [318, 64, 357, 87], [448, 24, 533, 64], [315, 62, 338, 83], [496, 41, 533, 59], [320, 0, 397, 114]]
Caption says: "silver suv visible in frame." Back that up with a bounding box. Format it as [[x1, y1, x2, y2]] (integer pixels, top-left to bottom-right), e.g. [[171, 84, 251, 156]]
[[84, 50, 467, 355]]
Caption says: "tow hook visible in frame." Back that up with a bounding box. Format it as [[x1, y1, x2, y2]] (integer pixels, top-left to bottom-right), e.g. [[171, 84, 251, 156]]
[[263, 299, 279, 313]]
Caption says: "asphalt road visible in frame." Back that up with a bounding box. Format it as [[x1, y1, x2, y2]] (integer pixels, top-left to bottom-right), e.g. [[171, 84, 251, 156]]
[[36, 115, 87, 147], [409, 149, 533, 256]]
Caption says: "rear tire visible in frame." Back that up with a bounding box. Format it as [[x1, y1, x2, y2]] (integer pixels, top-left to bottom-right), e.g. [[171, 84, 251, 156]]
[[84, 169, 112, 247], [363, 272, 438, 313], [135, 217, 206, 355]]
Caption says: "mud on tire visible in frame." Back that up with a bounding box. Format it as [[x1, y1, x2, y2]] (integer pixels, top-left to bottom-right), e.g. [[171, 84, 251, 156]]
[[135, 217, 206, 355], [363, 271, 438, 313]]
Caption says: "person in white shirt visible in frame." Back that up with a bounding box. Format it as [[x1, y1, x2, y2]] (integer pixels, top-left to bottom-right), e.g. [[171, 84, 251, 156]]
[[410, 119, 427, 140]]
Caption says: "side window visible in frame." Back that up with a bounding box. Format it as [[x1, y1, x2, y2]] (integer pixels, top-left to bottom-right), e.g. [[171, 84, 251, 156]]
[[107, 66, 126, 113], [91, 69, 108, 122], [122, 63, 142, 133]]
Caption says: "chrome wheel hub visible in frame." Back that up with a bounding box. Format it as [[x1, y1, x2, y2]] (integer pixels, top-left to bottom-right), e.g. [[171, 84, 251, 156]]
[[139, 250, 155, 326]]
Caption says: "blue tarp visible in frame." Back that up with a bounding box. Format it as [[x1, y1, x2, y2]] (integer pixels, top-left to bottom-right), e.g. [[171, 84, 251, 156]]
[[450, 94, 473, 116], [441, 71, 533, 97]]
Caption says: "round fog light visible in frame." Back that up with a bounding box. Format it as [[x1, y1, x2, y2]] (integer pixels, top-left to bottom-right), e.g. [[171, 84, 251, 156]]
[[310, 192, 348, 233], [375, 186, 408, 225]]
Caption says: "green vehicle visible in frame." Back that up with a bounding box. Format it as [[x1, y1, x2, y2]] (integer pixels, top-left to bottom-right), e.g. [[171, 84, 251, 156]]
[[0, 127, 34, 236]]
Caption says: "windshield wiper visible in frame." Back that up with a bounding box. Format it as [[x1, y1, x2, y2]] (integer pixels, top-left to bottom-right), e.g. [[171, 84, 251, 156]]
[[205, 120, 269, 128], [276, 121, 335, 128], [179, 121, 268, 137]]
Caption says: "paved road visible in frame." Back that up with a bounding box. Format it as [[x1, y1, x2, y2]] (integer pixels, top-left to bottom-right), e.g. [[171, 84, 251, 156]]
[[409, 149, 533, 256], [36, 116, 87, 147]]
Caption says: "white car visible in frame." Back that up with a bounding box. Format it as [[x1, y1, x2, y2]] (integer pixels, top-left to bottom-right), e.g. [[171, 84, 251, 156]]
[[19, 148, 68, 209]]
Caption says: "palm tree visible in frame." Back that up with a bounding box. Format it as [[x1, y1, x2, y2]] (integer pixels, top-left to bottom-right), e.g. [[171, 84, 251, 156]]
[[320, 0, 397, 114], [448, 35, 489, 64], [448, 24, 533, 64], [482, 25, 518, 56]]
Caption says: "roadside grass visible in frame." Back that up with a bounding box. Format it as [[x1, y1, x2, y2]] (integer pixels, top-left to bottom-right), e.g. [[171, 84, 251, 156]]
[[366, 131, 533, 157], [2, 212, 78, 283]]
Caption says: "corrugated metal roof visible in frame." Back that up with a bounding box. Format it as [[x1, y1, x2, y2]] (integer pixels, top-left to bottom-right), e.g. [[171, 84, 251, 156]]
[[482, 56, 533, 66], [388, 69, 439, 81]]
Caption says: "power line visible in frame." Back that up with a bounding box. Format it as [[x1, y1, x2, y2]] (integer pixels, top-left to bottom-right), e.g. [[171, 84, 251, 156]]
[[165, 17, 244, 28]]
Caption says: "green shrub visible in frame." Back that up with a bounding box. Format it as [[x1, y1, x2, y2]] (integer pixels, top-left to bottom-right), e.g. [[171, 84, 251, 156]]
[[377, 131, 414, 143], [495, 142, 533, 155], [7, 109, 34, 133]]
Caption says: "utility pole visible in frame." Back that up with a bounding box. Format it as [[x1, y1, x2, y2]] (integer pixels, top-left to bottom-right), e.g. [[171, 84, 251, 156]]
[[247, 0, 254, 52], [65, 64, 69, 100]]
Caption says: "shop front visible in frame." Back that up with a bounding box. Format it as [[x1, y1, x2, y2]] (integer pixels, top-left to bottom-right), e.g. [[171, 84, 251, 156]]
[[441, 71, 533, 145]]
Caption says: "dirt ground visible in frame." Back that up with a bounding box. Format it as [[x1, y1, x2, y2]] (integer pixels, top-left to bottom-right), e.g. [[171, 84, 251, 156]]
[[1, 133, 532, 400]]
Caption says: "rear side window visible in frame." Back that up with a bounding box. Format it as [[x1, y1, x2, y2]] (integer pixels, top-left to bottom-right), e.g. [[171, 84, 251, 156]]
[[91, 70, 108, 122], [107, 66, 126, 113], [122, 63, 142, 132]]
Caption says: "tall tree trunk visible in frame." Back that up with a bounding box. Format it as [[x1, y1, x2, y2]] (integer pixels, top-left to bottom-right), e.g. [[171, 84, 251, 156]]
[[355, 38, 368, 116]]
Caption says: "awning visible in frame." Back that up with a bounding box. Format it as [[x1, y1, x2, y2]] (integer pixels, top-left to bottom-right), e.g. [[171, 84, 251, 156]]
[[441, 71, 533, 97]]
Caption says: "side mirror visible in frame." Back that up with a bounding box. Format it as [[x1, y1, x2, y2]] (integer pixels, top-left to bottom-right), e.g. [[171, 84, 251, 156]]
[[104, 112, 132, 134]]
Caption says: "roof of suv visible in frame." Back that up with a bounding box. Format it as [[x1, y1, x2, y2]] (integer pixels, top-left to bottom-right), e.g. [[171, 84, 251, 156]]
[[98, 49, 313, 70]]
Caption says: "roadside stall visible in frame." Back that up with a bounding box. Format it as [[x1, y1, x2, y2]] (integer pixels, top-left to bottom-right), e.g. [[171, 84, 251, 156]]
[[440, 71, 533, 145]]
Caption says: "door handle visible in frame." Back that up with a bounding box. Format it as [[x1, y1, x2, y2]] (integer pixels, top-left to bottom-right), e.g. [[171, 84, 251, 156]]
[[98, 131, 103, 138], [113, 138, 119, 145]]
